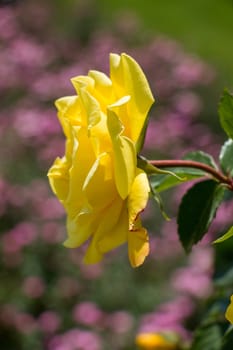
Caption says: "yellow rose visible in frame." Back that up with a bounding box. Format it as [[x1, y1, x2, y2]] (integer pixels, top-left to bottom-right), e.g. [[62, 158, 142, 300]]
[[48, 53, 154, 267], [136, 333, 178, 350], [225, 295, 233, 323]]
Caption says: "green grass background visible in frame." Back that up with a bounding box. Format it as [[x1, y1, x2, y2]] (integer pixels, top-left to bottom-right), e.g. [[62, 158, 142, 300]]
[[97, 0, 233, 86]]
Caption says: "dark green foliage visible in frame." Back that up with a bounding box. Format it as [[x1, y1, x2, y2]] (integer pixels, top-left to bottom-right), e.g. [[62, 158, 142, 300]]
[[184, 151, 218, 169], [151, 167, 205, 193], [221, 326, 233, 350], [214, 266, 233, 289], [219, 90, 233, 139], [190, 323, 222, 350], [219, 139, 233, 177], [178, 180, 225, 252], [151, 151, 217, 193]]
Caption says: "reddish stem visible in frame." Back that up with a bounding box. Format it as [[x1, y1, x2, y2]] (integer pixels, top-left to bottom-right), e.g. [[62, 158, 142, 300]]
[[150, 159, 233, 191]]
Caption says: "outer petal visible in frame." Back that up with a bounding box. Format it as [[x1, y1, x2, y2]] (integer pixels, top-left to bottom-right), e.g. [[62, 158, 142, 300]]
[[110, 53, 155, 143], [64, 210, 94, 248], [55, 95, 83, 131], [71, 75, 94, 94], [78, 88, 101, 130], [55, 97, 83, 165], [107, 109, 136, 199], [65, 156, 115, 248], [109, 53, 124, 96], [121, 53, 154, 116], [97, 202, 128, 254], [48, 157, 69, 203], [83, 198, 126, 264], [108, 95, 131, 137], [72, 76, 113, 156], [128, 218, 149, 267], [65, 127, 95, 218], [83, 153, 117, 210], [88, 70, 114, 108], [128, 168, 150, 229], [226, 295, 233, 324]]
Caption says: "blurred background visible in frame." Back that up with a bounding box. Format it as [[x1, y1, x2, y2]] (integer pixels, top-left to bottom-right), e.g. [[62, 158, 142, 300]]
[[0, 0, 233, 349]]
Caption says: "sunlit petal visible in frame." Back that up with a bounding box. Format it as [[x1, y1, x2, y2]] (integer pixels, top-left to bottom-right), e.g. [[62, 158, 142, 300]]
[[128, 168, 150, 228], [128, 218, 149, 267], [226, 295, 233, 324], [107, 109, 136, 199], [48, 157, 69, 203], [110, 53, 155, 143]]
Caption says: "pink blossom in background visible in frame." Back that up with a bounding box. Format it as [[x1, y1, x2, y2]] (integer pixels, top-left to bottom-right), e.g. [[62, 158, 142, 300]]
[[0, 179, 13, 215], [48, 329, 102, 350], [173, 57, 215, 87], [189, 246, 213, 274], [2, 221, 38, 266], [2, 233, 21, 255], [0, 8, 18, 40], [148, 219, 182, 261], [41, 222, 64, 244], [22, 276, 46, 299], [72, 302, 104, 327], [138, 296, 194, 340], [14, 312, 37, 334], [0, 304, 19, 327], [79, 263, 103, 280], [171, 267, 213, 298], [56, 277, 80, 298], [171, 246, 214, 300], [13, 108, 60, 142], [2, 250, 23, 268], [37, 197, 65, 220], [9, 36, 50, 69], [39, 138, 65, 164], [173, 92, 202, 117], [6, 222, 37, 248], [210, 200, 233, 237], [106, 311, 134, 334], [38, 311, 61, 334]]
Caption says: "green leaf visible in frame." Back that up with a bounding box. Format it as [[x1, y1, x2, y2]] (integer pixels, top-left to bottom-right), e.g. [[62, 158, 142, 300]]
[[190, 323, 222, 350], [151, 167, 205, 193], [219, 89, 233, 139], [150, 185, 170, 221], [136, 114, 150, 153], [219, 139, 233, 176], [184, 150, 218, 169], [178, 179, 225, 252], [214, 226, 233, 244], [214, 266, 233, 288], [137, 155, 184, 179], [221, 326, 233, 350], [150, 150, 218, 193]]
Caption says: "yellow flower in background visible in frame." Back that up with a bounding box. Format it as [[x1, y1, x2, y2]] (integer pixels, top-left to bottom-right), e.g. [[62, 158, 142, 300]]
[[136, 333, 178, 350], [48, 53, 154, 267], [225, 295, 233, 323]]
